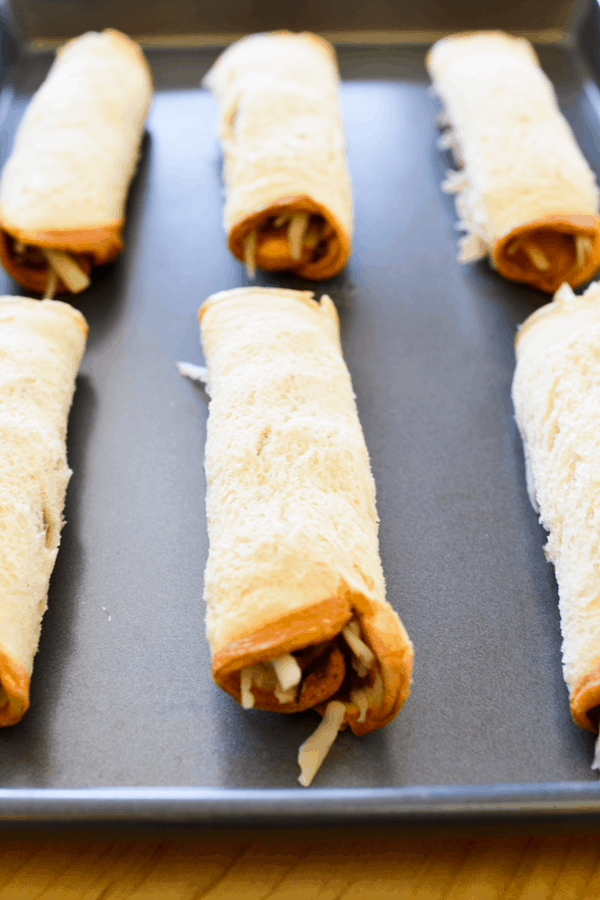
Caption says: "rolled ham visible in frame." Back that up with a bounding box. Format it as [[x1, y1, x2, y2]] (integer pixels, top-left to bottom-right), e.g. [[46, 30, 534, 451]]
[[0, 29, 152, 295], [198, 287, 413, 781], [204, 32, 353, 281], [427, 31, 600, 294], [0, 298, 87, 725]]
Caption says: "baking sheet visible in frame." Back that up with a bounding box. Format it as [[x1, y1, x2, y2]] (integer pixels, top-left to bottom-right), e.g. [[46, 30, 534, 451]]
[[1, 36, 600, 826]]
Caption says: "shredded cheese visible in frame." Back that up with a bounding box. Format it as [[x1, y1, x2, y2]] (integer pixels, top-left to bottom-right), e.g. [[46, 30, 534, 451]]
[[288, 212, 309, 261], [364, 670, 384, 708], [240, 667, 255, 708], [42, 248, 90, 293], [298, 700, 346, 787], [350, 688, 368, 723], [436, 129, 464, 165], [274, 684, 298, 704], [351, 657, 368, 678], [244, 229, 256, 279], [43, 268, 58, 301], [526, 246, 549, 271], [342, 624, 375, 669], [576, 235, 593, 269], [270, 653, 302, 691], [273, 215, 288, 228], [177, 361, 209, 388], [441, 170, 468, 193]]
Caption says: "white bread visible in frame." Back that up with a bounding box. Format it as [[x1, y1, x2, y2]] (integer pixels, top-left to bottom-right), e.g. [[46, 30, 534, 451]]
[[427, 32, 600, 294], [0, 29, 152, 294], [204, 32, 353, 280], [0, 297, 87, 725], [513, 280, 600, 731], [199, 287, 413, 736]]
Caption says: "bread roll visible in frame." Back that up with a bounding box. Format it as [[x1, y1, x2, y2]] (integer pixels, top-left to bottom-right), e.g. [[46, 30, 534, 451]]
[[0, 29, 152, 295], [513, 280, 600, 733], [0, 297, 87, 726], [204, 32, 353, 280], [427, 32, 600, 294], [199, 287, 413, 743]]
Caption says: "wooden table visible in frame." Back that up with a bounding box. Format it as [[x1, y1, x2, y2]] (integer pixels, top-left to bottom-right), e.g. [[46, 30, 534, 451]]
[[2, 832, 600, 898]]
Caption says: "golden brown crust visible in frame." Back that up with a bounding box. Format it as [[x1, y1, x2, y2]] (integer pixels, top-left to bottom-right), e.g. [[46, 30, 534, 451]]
[[493, 215, 600, 295], [0, 224, 123, 294], [570, 661, 600, 732], [228, 196, 351, 281], [0, 648, 29, 727], [213, 597, 352, 683], [320, 603, 414, 736]]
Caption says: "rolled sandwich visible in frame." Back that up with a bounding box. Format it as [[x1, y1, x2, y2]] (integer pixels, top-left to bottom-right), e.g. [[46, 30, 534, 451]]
[[512, 281, 600, 759], [0, 29, 152, 297], [204, 32, 353, 281], [198, 287, 413, 785], [0, 298, 87, 726], [427, 32, 600, 294]]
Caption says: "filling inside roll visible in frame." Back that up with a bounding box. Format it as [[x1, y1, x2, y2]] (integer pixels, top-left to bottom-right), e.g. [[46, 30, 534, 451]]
[[229, 199, 348, 281], [0, 228, 122, 296], [236, 618, 379, 720], [494, 217, 600, 294], [216, 612, 387, 785], [212, 595, 402, 784]]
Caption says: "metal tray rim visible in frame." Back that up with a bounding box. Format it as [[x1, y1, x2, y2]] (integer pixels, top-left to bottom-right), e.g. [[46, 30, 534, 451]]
[[1, 782, 600, 829]]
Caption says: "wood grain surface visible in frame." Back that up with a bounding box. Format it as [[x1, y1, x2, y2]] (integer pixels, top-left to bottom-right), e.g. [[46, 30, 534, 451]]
[[1, 835, 600, 898]]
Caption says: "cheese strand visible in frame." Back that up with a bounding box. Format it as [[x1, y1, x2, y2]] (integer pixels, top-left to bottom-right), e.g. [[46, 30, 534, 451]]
[[42, 249, 90, 293], [288, 212, 309, 261], [271, 653, 302, 691], [298, 700, 346, 787], [42, 268, 58, 301]]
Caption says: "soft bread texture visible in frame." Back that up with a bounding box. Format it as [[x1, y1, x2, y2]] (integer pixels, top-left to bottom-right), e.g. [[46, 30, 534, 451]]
[[427, 32, 600, 294], [0, 29, 152, 294], [0, 297, 87, 725], [199, 287, 413, 735], [204, 32, 353, 280], [513, 280, 600, 731]]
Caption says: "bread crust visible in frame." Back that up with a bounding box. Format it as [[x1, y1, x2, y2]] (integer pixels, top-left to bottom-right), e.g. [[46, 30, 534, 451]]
[[213, 597, 352, 679], [428, 31, 600, 293], [205, 32, 353, 280], [200, 287, 412, 736]]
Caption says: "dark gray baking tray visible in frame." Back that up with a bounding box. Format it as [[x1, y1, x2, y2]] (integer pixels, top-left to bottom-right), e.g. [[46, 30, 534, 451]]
[[2, 10, 600, 829]]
